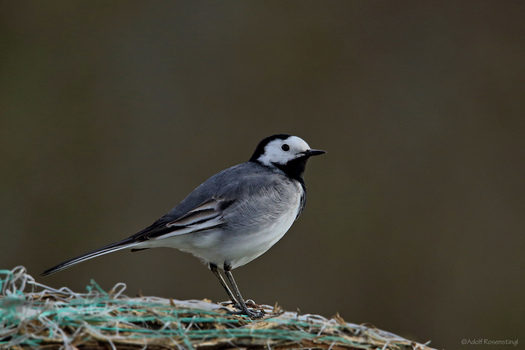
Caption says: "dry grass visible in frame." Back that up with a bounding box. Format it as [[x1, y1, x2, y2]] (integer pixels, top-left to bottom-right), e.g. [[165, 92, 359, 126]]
[[0, 267, 435, 350]]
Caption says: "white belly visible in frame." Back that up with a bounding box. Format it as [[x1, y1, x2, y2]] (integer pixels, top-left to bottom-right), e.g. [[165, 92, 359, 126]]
[[141, 179, 304, 270], [146, 191, 302, 269], [221, 208, 298, 268]]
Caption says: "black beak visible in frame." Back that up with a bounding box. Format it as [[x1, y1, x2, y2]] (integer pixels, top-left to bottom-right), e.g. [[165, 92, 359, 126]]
[[303, 149, 326, 157]]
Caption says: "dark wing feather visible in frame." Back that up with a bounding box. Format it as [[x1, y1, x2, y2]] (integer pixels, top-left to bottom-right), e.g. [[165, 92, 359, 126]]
[[131, 197, 234, 240]]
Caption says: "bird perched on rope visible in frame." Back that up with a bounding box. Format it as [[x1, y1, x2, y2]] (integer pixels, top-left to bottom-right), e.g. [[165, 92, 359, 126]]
[[43, 134, 325, 318]]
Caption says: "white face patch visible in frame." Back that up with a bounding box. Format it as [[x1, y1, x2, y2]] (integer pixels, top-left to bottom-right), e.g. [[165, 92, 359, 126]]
[[257, 136, 311, 166]]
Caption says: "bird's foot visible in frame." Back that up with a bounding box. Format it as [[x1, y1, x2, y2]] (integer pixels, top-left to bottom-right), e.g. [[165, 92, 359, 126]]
[[218, 300, 266, 319], [230, 307, 265, 319]]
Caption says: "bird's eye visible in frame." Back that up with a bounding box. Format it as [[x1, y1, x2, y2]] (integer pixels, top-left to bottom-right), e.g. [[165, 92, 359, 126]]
[[281, 144, 290, 151]]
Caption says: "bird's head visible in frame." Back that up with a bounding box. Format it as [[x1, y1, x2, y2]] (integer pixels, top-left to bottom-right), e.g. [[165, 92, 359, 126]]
[[250, 134, 325, 179]]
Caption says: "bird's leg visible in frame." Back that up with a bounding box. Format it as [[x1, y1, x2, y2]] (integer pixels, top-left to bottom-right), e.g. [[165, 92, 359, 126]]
[[209, 263, 238, 304], [223, 262, 263, 319]]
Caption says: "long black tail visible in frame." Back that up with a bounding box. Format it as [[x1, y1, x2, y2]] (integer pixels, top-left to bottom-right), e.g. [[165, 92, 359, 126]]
[[42, 238, 138, 276]]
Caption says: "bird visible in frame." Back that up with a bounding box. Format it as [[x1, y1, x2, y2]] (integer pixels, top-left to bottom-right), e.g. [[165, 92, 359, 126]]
[[42, 134, 325, 318]]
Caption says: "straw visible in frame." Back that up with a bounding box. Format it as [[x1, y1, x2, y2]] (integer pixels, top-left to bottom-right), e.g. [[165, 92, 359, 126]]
[[0, 266, 435, 350]]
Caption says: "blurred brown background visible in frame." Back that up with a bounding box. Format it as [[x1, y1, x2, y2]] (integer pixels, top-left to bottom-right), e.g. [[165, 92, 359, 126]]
[[1, 2, 524, 349]]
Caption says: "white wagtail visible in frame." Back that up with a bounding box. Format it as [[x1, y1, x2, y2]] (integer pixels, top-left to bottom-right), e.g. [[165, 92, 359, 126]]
[[43, 134, 325, 317]]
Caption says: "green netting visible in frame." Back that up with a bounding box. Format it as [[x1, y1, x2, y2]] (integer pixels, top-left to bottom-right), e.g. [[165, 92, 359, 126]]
[[0, 266, 435, 349]]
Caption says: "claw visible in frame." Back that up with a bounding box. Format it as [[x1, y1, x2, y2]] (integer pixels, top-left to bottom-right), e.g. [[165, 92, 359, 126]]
[[228, 307, 265, 319]]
